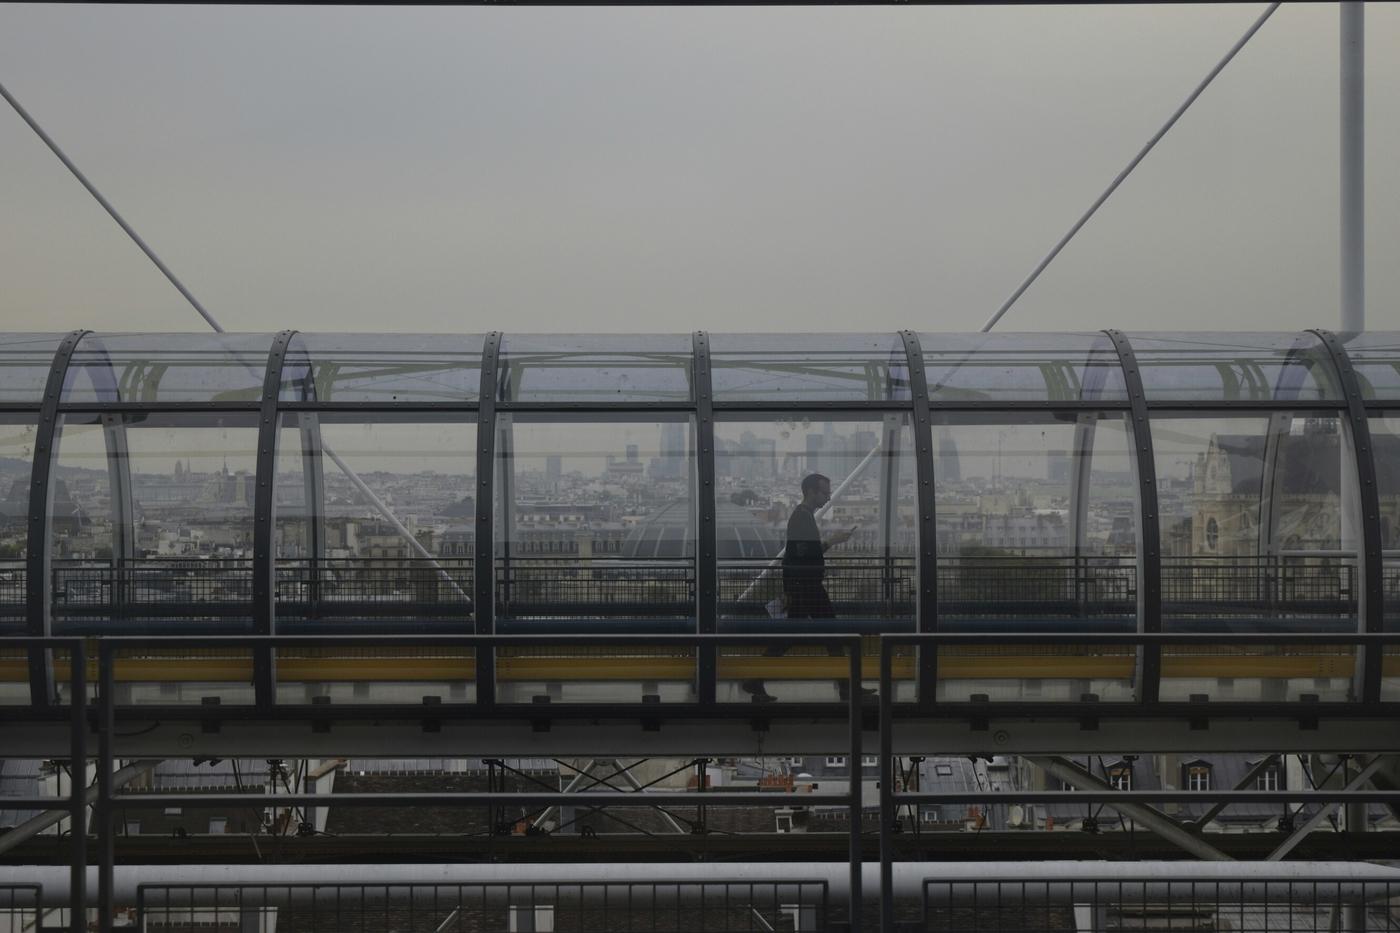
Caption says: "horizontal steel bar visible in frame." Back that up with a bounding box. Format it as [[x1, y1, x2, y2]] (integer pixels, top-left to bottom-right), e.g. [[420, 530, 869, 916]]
[[108, 791, 854, 808], [897, 790, 1400, 804]]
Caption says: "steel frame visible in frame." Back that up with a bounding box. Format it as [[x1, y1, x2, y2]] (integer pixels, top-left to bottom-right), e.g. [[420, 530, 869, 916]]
[[8, 633, 1400, 932]]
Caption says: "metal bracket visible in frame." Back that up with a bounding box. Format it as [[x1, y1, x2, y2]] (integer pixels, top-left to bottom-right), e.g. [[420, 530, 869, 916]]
[[693, 332, 717, 705], [25, 330, 87, 708], [252, 330, 296, 709], [1310, 329, 1385, 703], [1103, 330, 1162, 704], [899, 331, 938, 709], [476, 332, 503, 711]]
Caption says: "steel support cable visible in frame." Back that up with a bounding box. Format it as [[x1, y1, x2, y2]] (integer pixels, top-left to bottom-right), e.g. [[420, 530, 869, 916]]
[[0, 78, 467, 602], [981, 1, 1282, 332]]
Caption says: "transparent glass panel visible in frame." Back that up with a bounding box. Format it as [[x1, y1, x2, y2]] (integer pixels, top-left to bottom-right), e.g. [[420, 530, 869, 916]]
[[62, 333, 275, 403], [714, 413, 915, 703], [493, 413, 696, 702], [0, 333, 65, 403], [1129, 332, 1340, 402], [280, 333, 484, 403], [0, 417, 37, 604], [497, 334, 692, 403], [1153, 413, 1361, 701], [273, 412, 476, 632], [920, 332, 1128, 403], [1341, 331, 1400, 400], [48, 412, 258, 631], [710, 333, 910, 402], [932, 411, 1137, 702]]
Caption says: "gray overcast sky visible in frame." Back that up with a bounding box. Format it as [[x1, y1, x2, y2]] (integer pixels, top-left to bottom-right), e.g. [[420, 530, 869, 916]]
[[0, 3, 1396, 336]]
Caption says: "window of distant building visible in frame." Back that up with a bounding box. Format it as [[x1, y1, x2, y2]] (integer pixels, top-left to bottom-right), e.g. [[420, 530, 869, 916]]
[[1185, 762, 1212, 792], [1255, 765, 1282, 792], [934, 764, 954, 777], [1107, 764, 1133, 791], [825, 756, 847, 768], [861, 756, 879, 768]]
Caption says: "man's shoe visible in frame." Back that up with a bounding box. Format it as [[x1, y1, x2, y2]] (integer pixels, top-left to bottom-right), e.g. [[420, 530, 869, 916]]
[[742, 680, 777, 703]]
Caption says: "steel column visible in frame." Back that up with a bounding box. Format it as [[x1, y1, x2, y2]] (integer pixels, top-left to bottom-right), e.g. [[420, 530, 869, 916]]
[[1103, 330, 1162, 704], [96, 643, 115, 932], [1311, 330, 1384, 702], [846, 638, 862, 933], [693, 332, 717, 705], [475, 332, 503, 710], [878, 641, 895, 933], [26, 330, 86, 708], [68, 640, 86, 933], [1341, 0, 1365, 333], [251, 331, 295, 709]]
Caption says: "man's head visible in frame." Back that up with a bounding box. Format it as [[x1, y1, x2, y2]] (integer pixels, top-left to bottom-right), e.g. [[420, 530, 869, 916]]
[[800, 473, 832, 508]]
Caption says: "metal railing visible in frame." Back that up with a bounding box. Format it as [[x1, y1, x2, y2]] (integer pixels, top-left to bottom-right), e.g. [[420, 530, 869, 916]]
[[496, 558, 695, 620], [135, 880, 830, 931], [937, 556, 1135, 623], [720, 556, 917, 621], [277, 557, 474, 623], [22, 553, 1378, 633], [51, 559, 254, 626], [916, 876, 1400, 932]]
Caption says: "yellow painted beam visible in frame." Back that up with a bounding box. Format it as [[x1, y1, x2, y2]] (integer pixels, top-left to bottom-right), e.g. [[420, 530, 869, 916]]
[[2, 652, 1391, 685]]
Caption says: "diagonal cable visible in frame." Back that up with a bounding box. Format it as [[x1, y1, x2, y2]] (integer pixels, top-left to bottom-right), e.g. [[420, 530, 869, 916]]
[[982, 2, 1281, 332]]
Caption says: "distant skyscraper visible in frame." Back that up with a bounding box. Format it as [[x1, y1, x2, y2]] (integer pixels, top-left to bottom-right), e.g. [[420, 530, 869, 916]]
[[1047, 450, 1070, 484], [658, 423, 686, 480], [625, 444, 640, 463], [937, 428, 960, 483], [806, 434, 825, 476], [546, 456, 562, 484]]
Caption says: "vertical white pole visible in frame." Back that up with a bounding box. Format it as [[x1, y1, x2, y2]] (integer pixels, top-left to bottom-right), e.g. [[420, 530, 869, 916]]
[[1341, 1, 1365, 333]]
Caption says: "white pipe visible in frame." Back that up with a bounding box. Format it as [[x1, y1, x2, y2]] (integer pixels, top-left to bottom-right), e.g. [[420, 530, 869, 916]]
[[11, 862, 1400, 909], [0, 759, 161, 856], [1340, 1, 1365, 334]]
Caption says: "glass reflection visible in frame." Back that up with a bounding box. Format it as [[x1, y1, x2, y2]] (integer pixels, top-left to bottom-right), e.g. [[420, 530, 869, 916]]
[[497, 335, 692, 403], [710, 333, 910, 402], [1152, 404, 1360, 714], [48, 412, 259, 630], [494, 414, 696, 623], [280, 333, 484, 403], [0, 419, 38, 630], [274, 414, 476, 627], [934, 412, 1137, 629], [921, 332, 1128, 403], [63, 333, 274, 403], [1129, 333, 1339, 402]]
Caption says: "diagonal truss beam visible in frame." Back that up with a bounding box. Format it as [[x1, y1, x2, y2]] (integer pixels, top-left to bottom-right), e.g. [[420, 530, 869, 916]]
[[1028, 756, 1231, 861]]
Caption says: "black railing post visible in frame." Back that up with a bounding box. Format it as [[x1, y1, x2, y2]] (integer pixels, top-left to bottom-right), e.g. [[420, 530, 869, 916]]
[[1311, 329, 1385, 704], [252, 330, 295, 710], [27, 330, 86, 709], [1104, 330, 1162, 705], [476, 332, 503, 711], [693, 332, 717, 706], [878, 636, 895, 933], [847, 635, 863, 933], [900, 331, 938, 711], [68, 639, 86, 933]]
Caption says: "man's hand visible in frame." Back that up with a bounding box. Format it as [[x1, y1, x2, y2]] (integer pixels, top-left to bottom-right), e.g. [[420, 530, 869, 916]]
[[826, 525, 858, 549]]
